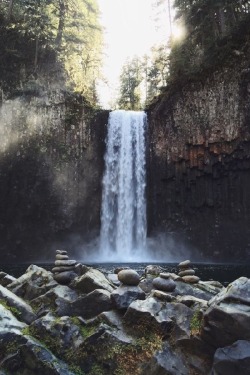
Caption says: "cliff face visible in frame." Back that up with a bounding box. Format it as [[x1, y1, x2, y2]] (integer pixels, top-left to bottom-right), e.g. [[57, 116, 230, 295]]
[[147, 61, 250, 262], [0, 91, 109, 262]]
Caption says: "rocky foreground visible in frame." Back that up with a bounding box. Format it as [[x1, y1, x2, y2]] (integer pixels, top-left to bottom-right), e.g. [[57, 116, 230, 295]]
[[0, 253, 250, 375]]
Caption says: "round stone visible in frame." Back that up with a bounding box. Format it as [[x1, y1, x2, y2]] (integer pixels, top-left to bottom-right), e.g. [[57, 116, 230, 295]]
[[53, 271, 77, 285], [178, 260, 192, 269], [152, 277, 176, 292], [114, 267, 131, 274], [178, 269, 195, 277], [117, 269, 140, 286], [182, 275, 200, 284]]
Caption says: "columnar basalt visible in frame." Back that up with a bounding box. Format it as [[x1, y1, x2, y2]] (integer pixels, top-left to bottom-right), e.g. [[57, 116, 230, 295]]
[[147, 61, 250, 261]]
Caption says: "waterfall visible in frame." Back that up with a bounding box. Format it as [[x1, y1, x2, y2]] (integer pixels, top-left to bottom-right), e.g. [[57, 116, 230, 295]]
[[99, 110, 147, 261]]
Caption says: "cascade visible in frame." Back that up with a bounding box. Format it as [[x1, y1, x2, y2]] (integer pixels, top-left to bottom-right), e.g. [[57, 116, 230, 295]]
[[99, 110, 147, 261]]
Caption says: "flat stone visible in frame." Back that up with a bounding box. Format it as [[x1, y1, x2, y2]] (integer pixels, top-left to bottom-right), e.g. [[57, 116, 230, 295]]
[[159, 272, 171, 279], [182, 275, 200, 284], [178, 269, 195, 277], [52, 266, 76, 273], [55, 254, 69, 261], [152, 276, 176, 292], [152, 290, 175, 302], [178, 260, 192, 269], [117, 269, 140, 286], [55, 260, 77, 267], [56, 250, 68, 255]]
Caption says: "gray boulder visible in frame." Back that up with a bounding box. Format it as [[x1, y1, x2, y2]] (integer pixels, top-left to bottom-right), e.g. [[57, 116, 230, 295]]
[[56, 288, 113, 319], [111, 285, 145, 310], [212, 340, 250, 375], [0, 304, 27, 331], [208, 277, 250, 306], [7, 264, 56, 301], [72, 268, 115, 293], [0, 285, 36, 324]]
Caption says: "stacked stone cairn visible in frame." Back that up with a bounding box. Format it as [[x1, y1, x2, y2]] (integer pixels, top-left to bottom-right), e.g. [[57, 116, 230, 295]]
[[152, 272, 176, 301], [178, 260, 200, 283], [52, 250, 79, 285], [111, 269, 145, 310]]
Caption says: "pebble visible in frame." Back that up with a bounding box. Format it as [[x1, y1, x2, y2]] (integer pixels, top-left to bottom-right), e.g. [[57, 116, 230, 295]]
[[55, 254, 69, 261], [178, 260, 192, 269]]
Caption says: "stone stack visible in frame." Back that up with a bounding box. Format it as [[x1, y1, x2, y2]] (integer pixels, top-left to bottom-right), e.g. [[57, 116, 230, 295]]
[[152, 272, 176, 294], [52, 250, 78, 285], [178, 260, 200, 284], [111, 269, 145, 310]]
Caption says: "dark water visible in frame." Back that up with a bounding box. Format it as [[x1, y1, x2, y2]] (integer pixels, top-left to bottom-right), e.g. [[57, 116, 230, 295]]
[[0, 262, 249, 285]]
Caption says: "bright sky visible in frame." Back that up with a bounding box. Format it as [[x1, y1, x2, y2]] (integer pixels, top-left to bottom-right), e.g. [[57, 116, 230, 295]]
[[97, 0, 171, 108]]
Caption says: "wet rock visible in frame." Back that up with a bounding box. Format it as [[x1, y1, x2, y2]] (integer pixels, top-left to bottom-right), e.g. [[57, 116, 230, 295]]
[[174, 280, 214, 301], [0, 285, 36, 324], [208, 277, 250, 306], [0, 303, 27, 331], [111, 285, 145, 310], [0, 273, 16, 287], [139, 277, 154, 293], [56, 288, 113, 319], [201, 302, 250, 348], [55, 254, 69, 260], [212, 340, 250, 375], [152, 276, 176, 292], [176, 295, 208, 309], [107, 273, 120, 286], [72, 268, 115, 293], [142, 342, 189, 375], [7, 264, 56, 300], [117, 269, 140, 286]]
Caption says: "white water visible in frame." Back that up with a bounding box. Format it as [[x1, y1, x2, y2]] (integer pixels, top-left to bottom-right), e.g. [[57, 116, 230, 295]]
[[99, 110, 147, 261]]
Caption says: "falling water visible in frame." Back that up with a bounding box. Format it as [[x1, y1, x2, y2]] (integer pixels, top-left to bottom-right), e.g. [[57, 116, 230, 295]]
[[99, 110, 147, 261]]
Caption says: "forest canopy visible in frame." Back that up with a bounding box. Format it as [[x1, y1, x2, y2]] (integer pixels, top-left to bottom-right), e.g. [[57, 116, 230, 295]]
[[0, 0, 103, 104]]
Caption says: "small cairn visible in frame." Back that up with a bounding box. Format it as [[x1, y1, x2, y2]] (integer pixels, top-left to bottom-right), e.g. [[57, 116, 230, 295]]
[[152, 272, 176, 295], [178, 260, 200, 284], [52, 250, 78, 285]]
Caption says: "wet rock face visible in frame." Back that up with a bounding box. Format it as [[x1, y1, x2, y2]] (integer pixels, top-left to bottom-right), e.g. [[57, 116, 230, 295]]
[[147, 64, 250, 262], [0, 91, 109, 262]]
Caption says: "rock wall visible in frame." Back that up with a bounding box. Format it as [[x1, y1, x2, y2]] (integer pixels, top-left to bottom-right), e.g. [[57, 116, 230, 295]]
[[147, 62, 250, 262], [0, 91, 109, 262]]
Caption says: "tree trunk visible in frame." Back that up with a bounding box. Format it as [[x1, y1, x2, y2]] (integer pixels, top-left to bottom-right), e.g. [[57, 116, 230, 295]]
[[55, 0, 66, 47]]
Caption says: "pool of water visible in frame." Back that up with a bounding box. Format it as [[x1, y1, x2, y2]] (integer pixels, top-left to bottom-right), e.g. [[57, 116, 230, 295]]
[[0, 262, 249, 285]]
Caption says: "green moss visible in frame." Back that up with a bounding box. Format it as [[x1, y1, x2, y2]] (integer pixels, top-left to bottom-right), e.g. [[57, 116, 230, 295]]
[[0, 300, 21, 318], [190, 310, 203, 336]]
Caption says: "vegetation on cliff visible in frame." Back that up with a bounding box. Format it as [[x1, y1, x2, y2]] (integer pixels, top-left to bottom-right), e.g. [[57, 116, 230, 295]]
[[0, 0, 103, 105]]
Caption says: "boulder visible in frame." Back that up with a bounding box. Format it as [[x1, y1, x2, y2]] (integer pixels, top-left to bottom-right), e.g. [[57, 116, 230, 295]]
[[174, 280, 215, 301], [107, 273, 120, 286], [7, 264, 56, 300], [0, 272, 16, 287], [142, 342, 189, 375], [111, 285, 145, 310], [0, 304, 27, 331], [117, 269, 140, 286], [0, 285, 36, 324], [56, 288, 113, 319], [212, 340, 250, 375], [208, 277, 250, 306], [72, 268, 115, 293]]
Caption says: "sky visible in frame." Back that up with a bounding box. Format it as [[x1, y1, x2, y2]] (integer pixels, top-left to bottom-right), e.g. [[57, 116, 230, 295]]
[[97, 0, 172, 108]]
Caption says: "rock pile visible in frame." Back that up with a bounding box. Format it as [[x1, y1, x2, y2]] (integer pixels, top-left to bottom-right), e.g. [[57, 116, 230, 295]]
[[52, 250, 78, 285], [178, 260, 200, 283]]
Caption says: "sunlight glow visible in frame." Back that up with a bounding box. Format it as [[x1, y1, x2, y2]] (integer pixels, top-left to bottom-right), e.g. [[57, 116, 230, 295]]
[[172, 22, 186, 42], [97, 0, 172, 108]]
